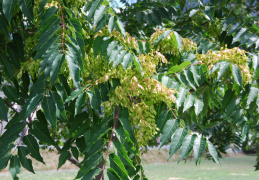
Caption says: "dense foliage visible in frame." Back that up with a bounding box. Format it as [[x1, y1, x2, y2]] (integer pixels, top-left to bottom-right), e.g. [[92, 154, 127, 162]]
[[0, 0, 259, 179]]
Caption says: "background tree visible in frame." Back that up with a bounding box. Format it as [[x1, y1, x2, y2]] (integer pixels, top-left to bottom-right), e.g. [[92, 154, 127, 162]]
[[0, 0, 258, 180]]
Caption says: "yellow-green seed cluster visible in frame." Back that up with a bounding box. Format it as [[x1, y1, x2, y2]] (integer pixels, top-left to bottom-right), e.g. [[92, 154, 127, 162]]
[[196, 47, 252, 84], [182, 38, 197, 52], [100, 51, 177, 146]]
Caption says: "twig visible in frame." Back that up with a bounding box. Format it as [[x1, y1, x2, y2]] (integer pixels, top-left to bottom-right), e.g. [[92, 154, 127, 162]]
[[57, 1, 65, 52], [4, 101, 19, 113], [180, 0, 188, 11], [100, 106, 119, 180]]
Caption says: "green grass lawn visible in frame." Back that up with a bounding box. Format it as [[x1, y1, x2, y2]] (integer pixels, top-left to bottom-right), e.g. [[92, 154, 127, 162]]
[[0, 155, 258, 180]]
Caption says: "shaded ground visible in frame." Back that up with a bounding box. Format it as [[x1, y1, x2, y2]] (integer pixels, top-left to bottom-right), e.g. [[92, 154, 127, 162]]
[[0, 150, 258, 180]]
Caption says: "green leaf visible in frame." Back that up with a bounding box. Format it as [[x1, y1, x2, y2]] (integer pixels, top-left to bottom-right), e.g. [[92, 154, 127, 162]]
[[50, 54, 65, 85], [166, 61, 191, 75], [0, 122, 25, 145], [107, 168, 122, 180], [176, 87, 189, 109], [87, 91, 101, 115], [0, 97, 8, 121], [23, 135, 44, 164], [241, 123, 249, 140], [74, 32, 85, 59], [109, 47, 122, 65], [108, 16, 117, 33], [184, 69, 196, 90], [0, 54, 15, 78], [232, 109, 244, 126], [58, 150, 71, 169], [82, 168, 102, 180], [217, 62, 229, 80], [42, 96, 57, 130], [51, 92, 67, 120], [65, 54, 81, 89], [71, 147, 79, 160], [19, 0, 34, 21], [114, 128, 136, 154], [194, 98, 204, 116], [253, 54, 259, 72], [156, 110, 172, 131], [69, 18, 83, 35], [18, 146, 35, 173], [152, 29, 173, 46], [179, 134, 197, 162], [2, 86, 22, 104], [69, 112, 88, 135], [75, 152, 102, 179], [7, 42, 20, 68], [38, 15, 60, 35], [2, 0, 18, 23], [5, 113, 23, 129], [30, 120, 55, 145], [0, 144, 14, 171], [109, 154, 129, 180], [116, 18, 126, 36], [118, 107, 134, 142], [65, 88, 84, 103], [233, 28, 248, 43], [113, 141, 134, 167], [83, 127, 109, 152], [160, 119, 180, 148], [121, 53, 134, 69], [83, 139, 104, 157], [247, 87, 259, 107], [226, 97, 240, 118], [9, 155, 21, 179], [173, 31, 183, 51], [12, 33, 24, 59], [75, 92, 87, 115], [176, 73, 189, 87], [0, 13, 9, 38], [55, 83, 68, 101], [66, 38, 83, 70], [34, 35, 60, 60], [87, 0, 102, 20], [222, 89, 235, 109], [24, 94, 43, 118], [207, 140, 220, 165], [231, 64, 242, 86], [113, 50, 127, 67], [193, 137, 206, 165], [71, 122, 90, 141], [38, 44, 59, 75], [168, 128, 188, 160], [183, 94, 195, 112], [94, 5, 109, 25], [189, 9, 199, 17], [76, 137, 86, 152]]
